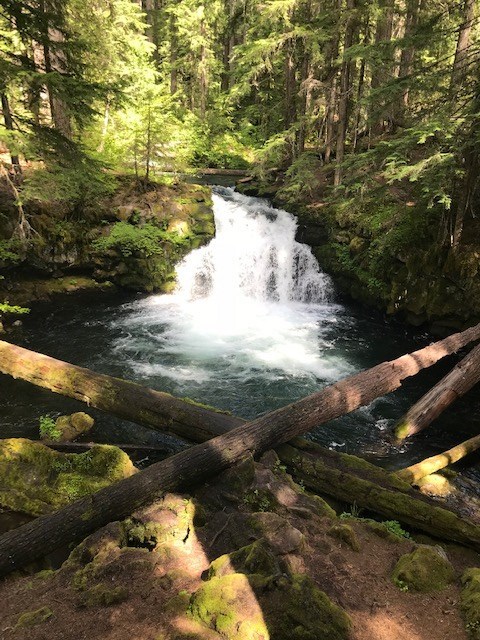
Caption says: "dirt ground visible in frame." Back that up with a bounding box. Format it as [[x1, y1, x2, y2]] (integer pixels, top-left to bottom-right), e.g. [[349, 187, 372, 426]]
[[0, 450, 477, 640]]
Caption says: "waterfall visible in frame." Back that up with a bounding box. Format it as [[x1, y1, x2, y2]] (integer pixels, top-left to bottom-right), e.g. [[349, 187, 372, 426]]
[[112, 187, 352, 416], [176, 187, 331, 306]]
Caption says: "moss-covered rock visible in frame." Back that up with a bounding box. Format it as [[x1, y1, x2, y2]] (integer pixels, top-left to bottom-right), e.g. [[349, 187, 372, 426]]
[[208, 540, 280, 579], [391, 545, 455, 592], [461, 568, 480, 639], [79, 584, 129, 608], [14, 606, 53, 629], [0, 438, 136, 516], [190, 572, 351, 640], [250, 512, 305, 555], [48, 412, 94, 442], [189, 573, 269, 639], [126, 494, 197, 550], [328, 523, 360, 552]]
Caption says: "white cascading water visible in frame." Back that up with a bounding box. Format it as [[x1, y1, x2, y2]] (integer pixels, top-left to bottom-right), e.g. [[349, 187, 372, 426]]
[[112, 187, 352, 410]]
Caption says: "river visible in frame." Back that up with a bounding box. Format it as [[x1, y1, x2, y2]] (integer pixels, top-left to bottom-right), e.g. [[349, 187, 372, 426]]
[[1, 186, 480, 477]]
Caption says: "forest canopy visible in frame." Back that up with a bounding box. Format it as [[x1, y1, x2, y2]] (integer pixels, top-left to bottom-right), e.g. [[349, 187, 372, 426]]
[[0, 0, 478, 247]]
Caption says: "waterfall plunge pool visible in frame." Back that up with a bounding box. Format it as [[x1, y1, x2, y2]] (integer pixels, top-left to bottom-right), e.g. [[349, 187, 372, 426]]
[[1, 187, 480, 477]]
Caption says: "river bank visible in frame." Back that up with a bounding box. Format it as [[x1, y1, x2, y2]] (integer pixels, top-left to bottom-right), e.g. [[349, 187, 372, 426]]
[[236, 173, 480, 334]]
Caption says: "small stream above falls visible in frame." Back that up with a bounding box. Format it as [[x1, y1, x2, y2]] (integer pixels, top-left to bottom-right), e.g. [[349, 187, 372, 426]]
[[1, 187, 480, 478]]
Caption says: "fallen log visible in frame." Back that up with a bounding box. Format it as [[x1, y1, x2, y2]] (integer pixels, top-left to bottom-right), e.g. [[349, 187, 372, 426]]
[[396, 434, 480, 484], [394, 342, 480, 441], [0, 340, 244, 443], [1, 324, 480, 575], [277, 438, 480, 546], [2, 321, 480, 447]]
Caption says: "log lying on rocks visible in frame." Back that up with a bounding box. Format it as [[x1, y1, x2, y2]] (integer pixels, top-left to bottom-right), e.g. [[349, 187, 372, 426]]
[[1, 324, 480, 576], [396, 434, 480, 485], [0, 340, 244, 443], [278, 437, 480, 547], [394, 342, 480, 441]]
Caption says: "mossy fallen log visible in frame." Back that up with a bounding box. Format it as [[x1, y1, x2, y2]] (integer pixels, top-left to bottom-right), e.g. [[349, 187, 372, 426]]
[[396, 434, 480, 484], [277, 438, 480, 549], [2, 325, 480, 576], [0, 340, 244, 443], [395, 342, 480, 441]]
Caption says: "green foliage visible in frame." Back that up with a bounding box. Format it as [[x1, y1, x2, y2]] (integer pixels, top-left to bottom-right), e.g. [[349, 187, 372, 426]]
[[92, 221, 187, 258], [382, 520, 411, 540], [277, 151, 322, 202], [39, 415, 61, 441], [0, 239, 21, 265], [0, 302, 29, 315]]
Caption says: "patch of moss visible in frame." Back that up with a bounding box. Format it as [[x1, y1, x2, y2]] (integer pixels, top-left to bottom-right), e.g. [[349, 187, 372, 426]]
[[208, 540, 280, 579], [328, 524, 360, 552], [391, 546, 455, 592], [0, 439, 136, 516], [14, 606, 53, 629], [79, 584, 129, 608], [189, 573, 269, 639], [461, 569, 480, 639]]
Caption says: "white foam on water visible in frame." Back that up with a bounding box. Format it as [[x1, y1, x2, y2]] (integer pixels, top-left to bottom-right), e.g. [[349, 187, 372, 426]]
[[112, 187, 351, 384]]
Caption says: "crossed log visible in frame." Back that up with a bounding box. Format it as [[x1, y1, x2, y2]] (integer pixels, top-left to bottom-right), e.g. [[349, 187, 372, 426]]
[[0, 323, 480, 576]]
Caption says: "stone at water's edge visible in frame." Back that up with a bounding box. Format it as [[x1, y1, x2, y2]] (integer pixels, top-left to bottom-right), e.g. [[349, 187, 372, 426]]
[[50, 412, 95, 442], [0, 179, 216, 305]]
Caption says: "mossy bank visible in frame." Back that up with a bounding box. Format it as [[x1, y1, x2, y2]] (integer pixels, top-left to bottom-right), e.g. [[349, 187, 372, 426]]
[[0, 176, 215, 306], [238, 176, 480, 333]]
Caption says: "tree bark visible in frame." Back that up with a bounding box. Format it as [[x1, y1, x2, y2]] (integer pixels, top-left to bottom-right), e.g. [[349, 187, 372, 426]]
[[334, 0, 357, 186], [41, 441, 178, 456], [1, 325, 480, 574], [398, 0, 421, 110], [0, 92, 22, 177], [0, 340, 244, 444], [277, 438, 480, 548], [450, 0, 476, 95], [394, 342, 480, 441], [396, 434, 480, 485]]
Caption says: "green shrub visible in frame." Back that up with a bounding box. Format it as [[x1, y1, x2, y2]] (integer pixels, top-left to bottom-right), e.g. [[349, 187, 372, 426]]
[[0, 302, 30, 315], [92, 222, 188, 258], [39, 415, 61, 441]]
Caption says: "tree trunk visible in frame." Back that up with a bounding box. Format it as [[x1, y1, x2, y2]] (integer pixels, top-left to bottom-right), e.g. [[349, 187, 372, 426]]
[[450, 0, 476, 95], [169, 9, 178, 95], [324, 0, 342, 164], [40, 1, 72, 138], [370, 0, 394, 134], [0, 340, 244, 443], [0, 92, 22, 177], [398, 0, 421, 110], [396, 434, 480, 485], [284, 39, 297, 131], [2, 324, 480, 574], [334, 0, 357, 186], [394, 342, 480, 441], [277, 438, 480, 548], [41, 441, 178, 456]]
